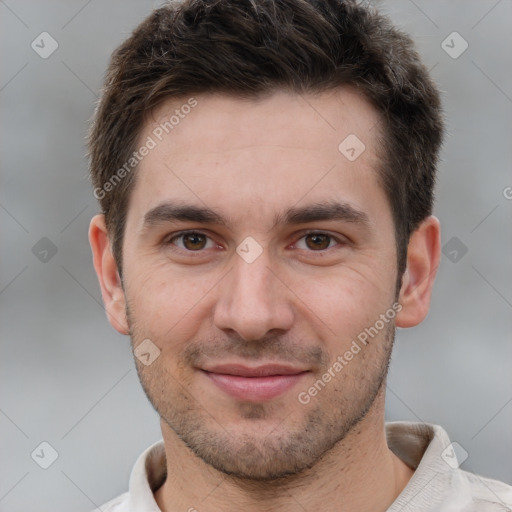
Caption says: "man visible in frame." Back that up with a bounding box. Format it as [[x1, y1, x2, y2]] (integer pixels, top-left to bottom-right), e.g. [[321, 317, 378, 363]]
[[87, 0, 512, 510]]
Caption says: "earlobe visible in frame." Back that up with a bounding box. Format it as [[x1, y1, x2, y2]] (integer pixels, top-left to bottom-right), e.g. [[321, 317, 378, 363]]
[[88, 214, 130, 335], [395, 216, 441, 328]]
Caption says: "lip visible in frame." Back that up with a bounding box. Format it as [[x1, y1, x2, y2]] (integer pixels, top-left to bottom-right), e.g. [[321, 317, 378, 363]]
[[200, 364, 309, 402]]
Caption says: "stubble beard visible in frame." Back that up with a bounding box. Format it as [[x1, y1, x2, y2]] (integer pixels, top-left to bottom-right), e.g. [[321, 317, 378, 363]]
[[128, 303, 395, 482]]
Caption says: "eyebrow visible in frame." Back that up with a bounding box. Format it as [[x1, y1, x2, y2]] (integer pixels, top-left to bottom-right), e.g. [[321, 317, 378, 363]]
[[141, 200, 371, 232]]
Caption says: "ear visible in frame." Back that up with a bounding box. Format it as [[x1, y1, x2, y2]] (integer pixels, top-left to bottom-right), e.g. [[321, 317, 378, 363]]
[[395, 215, 441, 328], [88, 214, 129, 335]]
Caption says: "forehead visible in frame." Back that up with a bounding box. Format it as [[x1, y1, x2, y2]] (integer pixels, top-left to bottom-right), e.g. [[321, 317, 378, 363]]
[[128, 88, 388, 232], [144, 87, 381, 155]]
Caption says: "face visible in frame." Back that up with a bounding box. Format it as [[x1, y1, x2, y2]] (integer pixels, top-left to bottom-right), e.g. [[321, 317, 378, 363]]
[[120, 88, 400, 479]]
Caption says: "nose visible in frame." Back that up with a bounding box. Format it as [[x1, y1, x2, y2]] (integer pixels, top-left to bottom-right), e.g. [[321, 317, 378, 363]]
[[213, 247, 295, 342]]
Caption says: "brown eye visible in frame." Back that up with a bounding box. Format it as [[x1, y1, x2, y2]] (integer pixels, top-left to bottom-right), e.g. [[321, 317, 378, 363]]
[[182, 233, 207, 250], [169, 232, 214, 251], [304, 233, 332, 250]]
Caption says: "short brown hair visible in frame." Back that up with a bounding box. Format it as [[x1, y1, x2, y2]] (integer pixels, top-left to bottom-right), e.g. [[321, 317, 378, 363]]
[[88, 0, 444, 284]]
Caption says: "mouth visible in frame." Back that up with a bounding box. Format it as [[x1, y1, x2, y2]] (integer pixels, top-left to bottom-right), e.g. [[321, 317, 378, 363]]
[[199, 363, 309, 402]]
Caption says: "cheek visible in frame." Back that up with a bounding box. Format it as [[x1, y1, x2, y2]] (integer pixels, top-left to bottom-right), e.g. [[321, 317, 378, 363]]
[[296, 265, 394, 340], [131, 261, 190, 309], [128, 265, 217, 343]]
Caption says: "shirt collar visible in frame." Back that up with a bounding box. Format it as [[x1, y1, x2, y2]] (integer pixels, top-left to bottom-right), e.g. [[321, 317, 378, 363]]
[[124, 422, 474, 511], [386, 422, 474, 511], [126, 439, 167, 512]]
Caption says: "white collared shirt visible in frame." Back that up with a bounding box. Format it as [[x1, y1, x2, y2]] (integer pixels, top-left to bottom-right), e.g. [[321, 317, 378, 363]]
[[92, 422, 512, 511]]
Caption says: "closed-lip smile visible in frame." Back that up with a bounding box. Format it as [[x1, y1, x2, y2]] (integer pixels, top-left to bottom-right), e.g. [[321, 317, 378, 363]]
[[200, 363, 309, 401]]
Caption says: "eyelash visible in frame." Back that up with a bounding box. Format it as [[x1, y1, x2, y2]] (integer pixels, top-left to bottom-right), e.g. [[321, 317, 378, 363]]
[[164, 230, 347, 255]]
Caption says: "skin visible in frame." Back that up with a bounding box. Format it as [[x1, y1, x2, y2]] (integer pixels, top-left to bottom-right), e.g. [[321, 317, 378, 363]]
[[89, 87, 440, 511]]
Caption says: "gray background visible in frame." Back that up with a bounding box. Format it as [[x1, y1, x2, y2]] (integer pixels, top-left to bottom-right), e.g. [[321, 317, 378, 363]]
[[1, 0, 511, 510]]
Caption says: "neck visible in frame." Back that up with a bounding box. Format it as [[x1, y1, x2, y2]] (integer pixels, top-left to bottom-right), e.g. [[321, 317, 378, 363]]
[[154, 390, 414, 512]]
